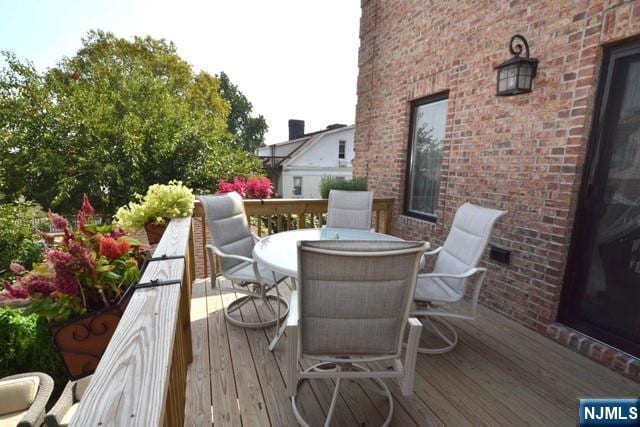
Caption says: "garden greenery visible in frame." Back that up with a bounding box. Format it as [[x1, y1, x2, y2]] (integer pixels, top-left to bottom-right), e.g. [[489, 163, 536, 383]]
[[0, 30, 264, 213], [0, 201, 44, 271], [320, 177, 368, 199]]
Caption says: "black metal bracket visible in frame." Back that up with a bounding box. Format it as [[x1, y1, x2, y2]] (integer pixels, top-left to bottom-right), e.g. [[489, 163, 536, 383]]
[[136, 279, 182, 289], [147, 254, 185, 262]]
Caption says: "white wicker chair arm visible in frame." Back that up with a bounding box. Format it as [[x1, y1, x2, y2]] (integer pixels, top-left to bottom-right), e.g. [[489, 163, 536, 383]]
[[287, 290, 299, 327], [424, 246, 443, 256]]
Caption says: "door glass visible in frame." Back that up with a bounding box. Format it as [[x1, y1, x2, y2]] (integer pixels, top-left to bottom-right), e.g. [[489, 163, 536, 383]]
[[580, 54, 640, 345]]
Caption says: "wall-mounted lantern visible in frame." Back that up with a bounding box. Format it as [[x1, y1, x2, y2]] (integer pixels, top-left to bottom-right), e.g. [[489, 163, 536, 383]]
[[495, 35, 538, 96]]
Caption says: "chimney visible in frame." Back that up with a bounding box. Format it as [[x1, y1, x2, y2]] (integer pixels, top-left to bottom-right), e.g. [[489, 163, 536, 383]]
[[288, 119, 305, 140]]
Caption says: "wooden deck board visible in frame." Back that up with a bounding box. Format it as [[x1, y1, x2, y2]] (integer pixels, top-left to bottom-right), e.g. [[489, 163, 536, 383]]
[[185, 278, 638, 426]]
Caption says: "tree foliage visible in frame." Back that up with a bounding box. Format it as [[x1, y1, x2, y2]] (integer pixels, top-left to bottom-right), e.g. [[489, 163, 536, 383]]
[[0, 30, 264, 213], [218, 71, 268, 153]]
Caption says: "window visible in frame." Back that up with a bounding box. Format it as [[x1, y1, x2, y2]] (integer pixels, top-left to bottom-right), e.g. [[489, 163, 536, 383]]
[[293, 176, 302, 196], [404, 94, 448, 221], [338, 140, 346, 159]]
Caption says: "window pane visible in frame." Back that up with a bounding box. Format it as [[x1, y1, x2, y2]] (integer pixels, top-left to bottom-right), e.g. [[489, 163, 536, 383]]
[[407, 98, 447, 217], [338, 140, 346, 159], [293, 177, 302, 196]]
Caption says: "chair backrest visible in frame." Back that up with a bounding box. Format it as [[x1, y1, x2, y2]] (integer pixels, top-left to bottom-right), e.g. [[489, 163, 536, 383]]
[[198, 192, 254, 273], [433, 203, 506, 294], [326, 190, 374, 230], [297, 240, 426, 357]]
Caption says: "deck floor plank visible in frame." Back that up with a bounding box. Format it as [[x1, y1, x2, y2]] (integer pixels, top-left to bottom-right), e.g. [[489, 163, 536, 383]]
[[184, 278, 638, 426]]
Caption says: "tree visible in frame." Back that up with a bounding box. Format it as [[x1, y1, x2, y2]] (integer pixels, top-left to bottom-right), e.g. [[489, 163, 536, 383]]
[[0, 30, 264, 213], [218, 71, 268, 152]]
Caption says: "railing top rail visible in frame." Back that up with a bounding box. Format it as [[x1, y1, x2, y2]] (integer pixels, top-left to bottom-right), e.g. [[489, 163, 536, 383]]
[[70, 216, 192, 427]]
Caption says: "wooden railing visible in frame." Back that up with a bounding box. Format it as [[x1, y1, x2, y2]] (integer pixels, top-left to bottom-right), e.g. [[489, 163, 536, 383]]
[[70, 217, 194, 427], [192, 197, 394, 278]]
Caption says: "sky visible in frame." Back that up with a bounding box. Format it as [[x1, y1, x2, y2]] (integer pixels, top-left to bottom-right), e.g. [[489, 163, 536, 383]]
[[0, 0, 361, 144]]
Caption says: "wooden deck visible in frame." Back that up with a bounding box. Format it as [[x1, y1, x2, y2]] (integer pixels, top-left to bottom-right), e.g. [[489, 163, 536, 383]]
[[184, 278, 638, 426]]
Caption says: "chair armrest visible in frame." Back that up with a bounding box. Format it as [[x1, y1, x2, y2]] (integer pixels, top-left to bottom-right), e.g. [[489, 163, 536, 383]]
[[286, 290, 299, 327], [15, 372, 53, 427], [424, 246, 442, 256], [45, 380, 75, 427], [251, 232, 262, 242], [206, 244, 255, 264], [418, 267, 485, 280]]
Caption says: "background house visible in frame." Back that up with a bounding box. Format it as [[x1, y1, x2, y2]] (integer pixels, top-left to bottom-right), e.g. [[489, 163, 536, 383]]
[[258, 120, 354, 198], [354, 0, 640, 380]]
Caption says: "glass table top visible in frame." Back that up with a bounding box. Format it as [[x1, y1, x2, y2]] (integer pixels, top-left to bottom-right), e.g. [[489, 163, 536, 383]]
[[252, 228, 401, 278]]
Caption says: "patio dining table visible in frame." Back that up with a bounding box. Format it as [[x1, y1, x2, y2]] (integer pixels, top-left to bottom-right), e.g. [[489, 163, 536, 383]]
[[252, 227, 403, 279]]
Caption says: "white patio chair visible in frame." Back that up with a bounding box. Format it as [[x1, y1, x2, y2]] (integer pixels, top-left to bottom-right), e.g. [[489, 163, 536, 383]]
[[412, 203, 506, 354], [326, 189, 374, 230], [198, 192, 288, 329], [287, 240, 426, 427]]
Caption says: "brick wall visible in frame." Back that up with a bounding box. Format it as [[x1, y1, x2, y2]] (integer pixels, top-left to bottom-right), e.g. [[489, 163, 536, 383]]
[[355, 0, 640, 379]]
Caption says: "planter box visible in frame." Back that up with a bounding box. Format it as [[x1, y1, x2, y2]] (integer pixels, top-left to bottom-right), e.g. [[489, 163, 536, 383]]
[[145, 222, 168, 245], [50, 286, 135, 380]]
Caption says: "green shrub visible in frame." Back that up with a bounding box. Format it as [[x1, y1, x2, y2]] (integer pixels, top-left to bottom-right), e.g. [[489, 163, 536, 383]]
[[0, 202, 44, 270], [0, 308, 67, 400], [320, 177, 368, 199]]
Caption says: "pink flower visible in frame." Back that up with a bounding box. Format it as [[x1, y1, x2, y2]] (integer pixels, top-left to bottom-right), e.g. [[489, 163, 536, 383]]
[[21, 274, 56, 296], [47, 249, 74, 271], [55, 274, 79, 296], [246, 177, 273, 199], [81, 194, 95, 216], [9, 262, 25, 274], [76, 211, 86, 231], [2, 281, 29, 299], [67, 241, 95, 274], [109, 228, 126, 239], [48, 209, 69, 230]]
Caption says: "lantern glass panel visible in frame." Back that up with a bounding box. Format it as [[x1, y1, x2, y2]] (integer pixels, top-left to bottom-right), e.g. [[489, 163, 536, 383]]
[[517, 64, 532, 90], [498, 64, 518, 92]]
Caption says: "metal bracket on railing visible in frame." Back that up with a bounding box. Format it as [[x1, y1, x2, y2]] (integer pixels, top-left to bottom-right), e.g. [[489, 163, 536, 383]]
[[136, 278, 182, 289], [146, 254, 185, 262]]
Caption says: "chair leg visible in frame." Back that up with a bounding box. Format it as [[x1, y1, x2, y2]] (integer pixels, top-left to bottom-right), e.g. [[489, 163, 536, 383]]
[[417, 316, 459, 354], [291, 363, 394, 427], [223, 293, 289, 329]]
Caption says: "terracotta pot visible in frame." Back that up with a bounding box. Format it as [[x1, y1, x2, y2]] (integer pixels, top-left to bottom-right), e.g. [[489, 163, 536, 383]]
[[144, 221, 168, 245], [49, 286, 134, 380]]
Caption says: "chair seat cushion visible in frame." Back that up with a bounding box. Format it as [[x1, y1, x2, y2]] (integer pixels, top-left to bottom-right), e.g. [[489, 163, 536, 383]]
[[0, 375, 39, 414], [225, 261, 287, 286], [0, 409, 27, 426], [415, 276, 464, 303], [60, 402, 80, 426]]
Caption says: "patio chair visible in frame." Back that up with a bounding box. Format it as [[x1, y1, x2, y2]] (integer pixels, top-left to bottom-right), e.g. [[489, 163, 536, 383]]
[[0, 372, 53, 427], [198, 192, 289, 329], [287, 240, 426, 427], [44, 375, 92, 426], [412, 203, 506, 354], [326, 190, 374, 230]]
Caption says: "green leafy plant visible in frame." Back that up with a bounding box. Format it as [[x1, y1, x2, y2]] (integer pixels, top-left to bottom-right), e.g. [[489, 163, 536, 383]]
[[0, 307, 66, 401], [115, 180, 195, 231], [0, 201, 45, 271], [320, 177, 368, 199]]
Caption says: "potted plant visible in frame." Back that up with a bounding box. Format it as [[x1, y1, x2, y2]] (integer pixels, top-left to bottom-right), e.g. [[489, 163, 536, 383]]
[[1, 195, 147, 379], [115, 180, 195, 244]]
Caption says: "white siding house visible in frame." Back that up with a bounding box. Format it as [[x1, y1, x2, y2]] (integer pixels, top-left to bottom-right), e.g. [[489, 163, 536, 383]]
[[257, 122, 354, 198]]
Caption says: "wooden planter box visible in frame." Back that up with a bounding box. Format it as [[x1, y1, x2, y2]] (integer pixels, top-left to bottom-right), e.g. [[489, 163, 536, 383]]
[[50, 286, 135, 380]]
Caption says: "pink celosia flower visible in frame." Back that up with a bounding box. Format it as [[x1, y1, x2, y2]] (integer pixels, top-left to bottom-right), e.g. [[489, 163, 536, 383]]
[[9, 262, 25, 274], [67, 241, 95, 275], [47, 249, 74, 271], [48, 209, 69, 230], [2, 281, 29, 299], [246, 177, 273, 199], [76, 211, 86, 231], [81, 194, 95, 216], [109, 228, 126, 239], [21, 274, 56, 296], [55, 274, 79, 296]]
